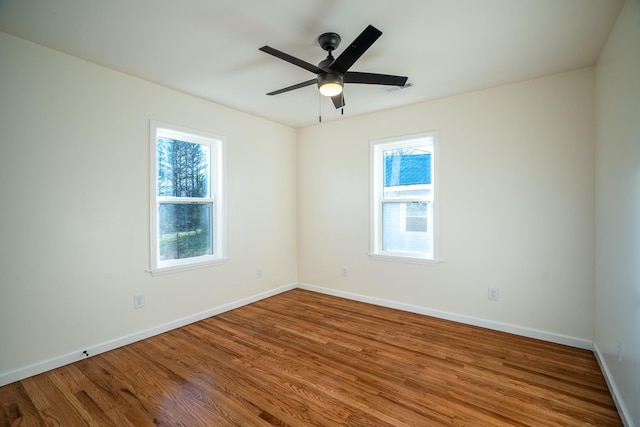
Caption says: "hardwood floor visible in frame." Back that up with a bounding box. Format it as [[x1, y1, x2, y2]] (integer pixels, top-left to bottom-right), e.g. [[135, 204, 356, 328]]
[[0, 289, 621, 426]]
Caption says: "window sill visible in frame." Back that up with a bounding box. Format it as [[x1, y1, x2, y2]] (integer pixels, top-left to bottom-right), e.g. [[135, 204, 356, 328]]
[[148, 257, 229, 276], [369, 252, 442, 266]]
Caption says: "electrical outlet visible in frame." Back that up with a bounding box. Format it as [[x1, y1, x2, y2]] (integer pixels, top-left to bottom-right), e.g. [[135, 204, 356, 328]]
[[256, 268, 263, 279], [341, 266, 348, 277], [134, 293, 145, 309], [616, 340, 622, 362], [488, 287, 499, 301]]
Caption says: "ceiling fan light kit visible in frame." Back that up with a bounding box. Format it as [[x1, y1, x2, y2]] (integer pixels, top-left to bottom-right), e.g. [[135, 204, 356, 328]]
[[318, 73, 343, 97], [259, 24, 408, 113]]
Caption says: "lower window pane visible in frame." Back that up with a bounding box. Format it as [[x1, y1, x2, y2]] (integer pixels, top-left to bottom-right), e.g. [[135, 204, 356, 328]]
[[158, 203, 213, 260], [382, 202, 429, 254]]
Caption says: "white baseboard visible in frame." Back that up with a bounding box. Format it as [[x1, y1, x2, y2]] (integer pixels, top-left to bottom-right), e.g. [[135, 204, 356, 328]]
[[0, 283, 296, 387], [593, 343, 635, 427], [297, 283, 594, 350]]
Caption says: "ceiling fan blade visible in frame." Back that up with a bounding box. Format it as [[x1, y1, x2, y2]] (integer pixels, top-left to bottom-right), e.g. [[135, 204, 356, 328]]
[[329, 25, 382, 74], [266, 79, 317, 96], [344, 72, 408, 87], [259, 46, 322, 74], [331, 93, 345, 109]]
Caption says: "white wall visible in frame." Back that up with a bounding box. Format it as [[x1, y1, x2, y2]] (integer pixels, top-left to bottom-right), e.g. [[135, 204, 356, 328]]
[[595, 0, 640, 424], [298, 68, 596, 342], [0, 33, 297, 378]]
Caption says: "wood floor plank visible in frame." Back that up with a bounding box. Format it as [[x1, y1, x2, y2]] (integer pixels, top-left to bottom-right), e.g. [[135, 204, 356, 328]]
[[0, 289, 622, 426], [0, 381, 42, 427]]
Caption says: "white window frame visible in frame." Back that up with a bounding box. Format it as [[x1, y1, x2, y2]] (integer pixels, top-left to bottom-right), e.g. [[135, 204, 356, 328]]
[[370, 132, 439, 264], [149, 120, 227, 275]]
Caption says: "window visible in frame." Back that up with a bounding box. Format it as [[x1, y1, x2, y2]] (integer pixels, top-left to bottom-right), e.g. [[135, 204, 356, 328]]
[[371, 132, 438, 263], [150, 121, 226, 274]]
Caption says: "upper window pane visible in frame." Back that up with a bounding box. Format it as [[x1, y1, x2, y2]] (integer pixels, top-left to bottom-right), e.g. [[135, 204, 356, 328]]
[[383, 146, 432, 199], [384, 149, 431, 187], [156, 138, 210, 198]]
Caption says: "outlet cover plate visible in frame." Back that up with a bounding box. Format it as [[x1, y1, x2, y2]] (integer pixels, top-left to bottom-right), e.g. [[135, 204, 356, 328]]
[[134, 294, 145, 309]]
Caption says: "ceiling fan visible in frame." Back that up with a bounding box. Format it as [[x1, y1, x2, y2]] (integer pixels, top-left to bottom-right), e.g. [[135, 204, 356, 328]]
[[259, 25, 408, 110]]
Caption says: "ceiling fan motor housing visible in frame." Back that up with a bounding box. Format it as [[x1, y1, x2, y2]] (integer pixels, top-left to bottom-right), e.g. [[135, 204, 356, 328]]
[[318, 56, 334, 70], [318, 32, 341, 51]]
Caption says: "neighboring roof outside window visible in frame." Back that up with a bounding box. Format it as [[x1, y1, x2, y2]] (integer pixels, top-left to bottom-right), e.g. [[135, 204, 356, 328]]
[[384, 153, 431, 186]]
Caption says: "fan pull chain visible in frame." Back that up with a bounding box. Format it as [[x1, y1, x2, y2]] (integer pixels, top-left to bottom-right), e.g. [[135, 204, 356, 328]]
[[319, 92, 322, 123]]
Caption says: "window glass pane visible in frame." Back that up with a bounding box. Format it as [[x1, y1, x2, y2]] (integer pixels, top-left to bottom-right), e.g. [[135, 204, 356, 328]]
[[382, 202, 430, 254], [158, 203, 213, 260], [384, 148, 431, 185], [383, 146, 431, 198], [156, 138, 210, 198]]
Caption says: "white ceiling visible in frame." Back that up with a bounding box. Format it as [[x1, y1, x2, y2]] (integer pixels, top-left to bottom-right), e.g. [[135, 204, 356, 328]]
[[0, 0, 624, 128]]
